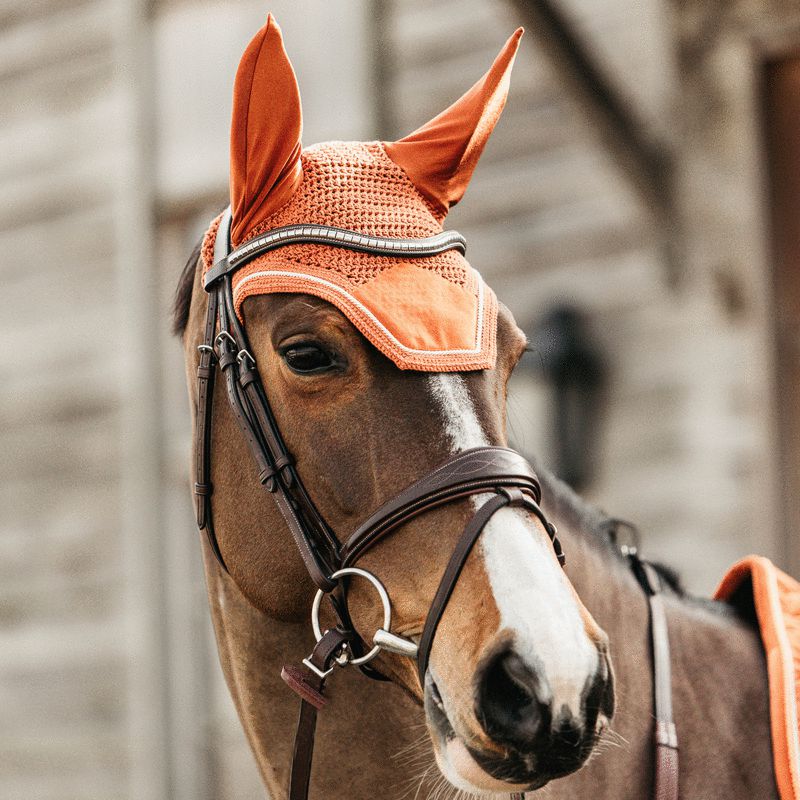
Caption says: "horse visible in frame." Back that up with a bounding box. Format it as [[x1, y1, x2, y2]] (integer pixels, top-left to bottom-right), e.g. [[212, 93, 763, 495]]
[[174, 14, 777, 800]]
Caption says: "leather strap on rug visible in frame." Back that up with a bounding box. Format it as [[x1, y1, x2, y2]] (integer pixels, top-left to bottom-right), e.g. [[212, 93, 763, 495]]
[[715, 555, 800, 800], [630, 556, 679, 800]]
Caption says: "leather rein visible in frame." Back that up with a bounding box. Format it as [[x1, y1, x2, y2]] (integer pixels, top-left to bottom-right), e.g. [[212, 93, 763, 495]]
[[192, 206, 678, 800]]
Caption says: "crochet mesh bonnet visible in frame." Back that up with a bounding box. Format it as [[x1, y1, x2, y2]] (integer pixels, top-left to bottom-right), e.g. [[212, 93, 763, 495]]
[[202, 15, 523, 371]]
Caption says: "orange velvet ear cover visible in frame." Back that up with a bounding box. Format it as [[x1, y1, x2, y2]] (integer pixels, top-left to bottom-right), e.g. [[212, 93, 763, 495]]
[[383, 28, 523, 218], [229, 14, 303, 246]]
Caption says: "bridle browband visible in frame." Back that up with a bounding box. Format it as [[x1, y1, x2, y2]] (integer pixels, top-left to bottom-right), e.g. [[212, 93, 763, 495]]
[[192, 207, 677, 800], [203, 223, 467, 287]]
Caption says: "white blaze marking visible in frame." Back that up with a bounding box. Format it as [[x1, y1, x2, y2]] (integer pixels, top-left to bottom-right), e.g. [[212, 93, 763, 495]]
[[427, 373, 597, 716], [481, 507, 597, 712], [428, 373, 486, 450]]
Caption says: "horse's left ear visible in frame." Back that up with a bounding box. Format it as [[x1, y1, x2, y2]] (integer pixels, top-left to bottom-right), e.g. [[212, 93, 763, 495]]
[[383, 28, 523, 219], [229, 14, 303, 245]]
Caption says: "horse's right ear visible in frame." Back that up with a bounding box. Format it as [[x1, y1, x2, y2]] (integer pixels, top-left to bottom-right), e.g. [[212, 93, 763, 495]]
[[383, 29, 522, 220], [229, 14, 303, 246]]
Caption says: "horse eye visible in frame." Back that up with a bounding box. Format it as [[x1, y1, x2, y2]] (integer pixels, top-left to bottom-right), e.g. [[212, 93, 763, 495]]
[[282, 344, 336, 374]]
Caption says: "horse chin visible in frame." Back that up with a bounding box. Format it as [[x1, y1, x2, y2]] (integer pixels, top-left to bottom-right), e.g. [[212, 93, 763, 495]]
[[433, 738, 540, 795], [424, 678, 546, 795], [424, 675, 609, 794]]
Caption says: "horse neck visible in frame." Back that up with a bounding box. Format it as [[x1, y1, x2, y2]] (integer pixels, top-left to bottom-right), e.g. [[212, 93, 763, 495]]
[[541, 473, 777, 799]]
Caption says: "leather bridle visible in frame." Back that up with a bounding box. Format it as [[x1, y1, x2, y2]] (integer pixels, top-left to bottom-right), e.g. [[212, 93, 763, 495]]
[[192, 207, 678, 800]]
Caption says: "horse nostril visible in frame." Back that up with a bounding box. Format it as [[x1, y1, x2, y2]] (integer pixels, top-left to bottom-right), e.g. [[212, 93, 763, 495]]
[[475, 648, 551, 749]]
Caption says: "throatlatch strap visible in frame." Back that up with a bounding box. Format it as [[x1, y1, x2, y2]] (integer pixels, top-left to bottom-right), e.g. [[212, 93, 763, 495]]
[[194, 273, 228, 570]]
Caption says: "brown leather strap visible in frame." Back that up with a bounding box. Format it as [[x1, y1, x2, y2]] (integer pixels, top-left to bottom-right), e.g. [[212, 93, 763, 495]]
[[193, 275, 229, 569], [339, 450, 562, 680], [283, 629, 351, 800], [341, 447, 559, 566], [633, 559, 679, 800], [419, 492, 509, 683], [221, 280, 340, 580], [194, 287, 217, 530], [213, 278, 338, 591], [417, 488, 554, 685]]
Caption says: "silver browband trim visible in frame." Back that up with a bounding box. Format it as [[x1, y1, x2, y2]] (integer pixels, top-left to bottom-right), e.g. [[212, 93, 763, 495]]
[[204, 222, 467, 290]]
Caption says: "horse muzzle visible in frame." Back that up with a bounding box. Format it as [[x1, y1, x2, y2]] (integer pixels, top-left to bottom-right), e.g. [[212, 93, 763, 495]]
[[425, 644, 614, 791]]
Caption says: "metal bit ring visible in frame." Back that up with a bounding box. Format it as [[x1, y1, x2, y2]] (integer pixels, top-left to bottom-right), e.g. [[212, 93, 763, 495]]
[[311, 567, 392, 667]]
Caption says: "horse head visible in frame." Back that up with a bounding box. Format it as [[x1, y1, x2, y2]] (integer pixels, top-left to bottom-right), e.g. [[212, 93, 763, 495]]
[[180, 14, 613, 795]]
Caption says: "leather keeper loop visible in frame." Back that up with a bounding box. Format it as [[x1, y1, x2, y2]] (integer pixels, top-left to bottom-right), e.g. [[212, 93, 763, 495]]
[[498, 486, 525, 505], [275, 454, 295, 472], [218, 350, 237, 370], [197, 365, 214, 380], [259, 466, 278, 490], [239, 367, 258, 388], [194, 482, 212, 496]]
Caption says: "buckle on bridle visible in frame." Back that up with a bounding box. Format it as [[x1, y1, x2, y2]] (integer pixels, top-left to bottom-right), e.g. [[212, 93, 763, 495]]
[[214, 330, 237, 351], [301, 654, 341, 680], [237, 348, 256, 367]]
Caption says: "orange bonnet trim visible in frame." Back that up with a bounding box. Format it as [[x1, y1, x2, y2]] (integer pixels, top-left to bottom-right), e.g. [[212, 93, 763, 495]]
[[229, 260, 498, 372]]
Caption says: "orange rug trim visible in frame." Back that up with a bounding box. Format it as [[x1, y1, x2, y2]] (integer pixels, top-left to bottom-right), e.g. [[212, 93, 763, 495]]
[[715, 555, 800, 800]]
